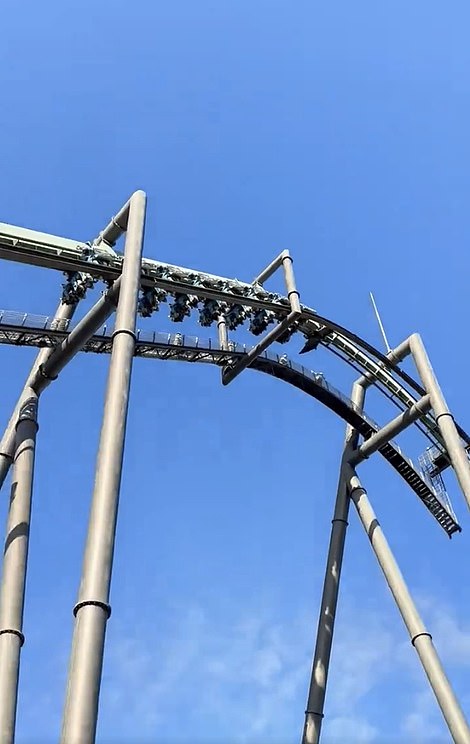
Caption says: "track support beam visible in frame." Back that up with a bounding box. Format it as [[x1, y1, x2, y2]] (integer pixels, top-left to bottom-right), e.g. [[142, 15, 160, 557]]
[[302, 381, 365, 744], [408, 334, 470, 512], [0, 301, 76, 491], [222, 250, 301, 385], [60, 191, 146, 744], [0, 282, 121, 492], [0, 392, 38, 744], [350, 393, 431, 465], [346, 465, 470, 744], [0, 194, 135, 496], [34, 279, 121, 393], [217, 314, 228, 350]]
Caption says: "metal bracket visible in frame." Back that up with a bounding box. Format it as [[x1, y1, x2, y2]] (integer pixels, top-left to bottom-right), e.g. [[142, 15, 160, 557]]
[[349, 393, 432, 465], [222, 250, 301, 385]]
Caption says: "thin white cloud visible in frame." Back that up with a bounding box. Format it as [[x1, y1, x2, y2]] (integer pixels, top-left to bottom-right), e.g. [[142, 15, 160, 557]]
[[17, 591, 470, 743], [325, 603, 395, 711], [401, 688, 444, 744], [100, 598, 397, 742], [324, 714, 379, 743], [397, 595, 470, 742], [100, 602, 313, 741], [426, 600, 470, 666]]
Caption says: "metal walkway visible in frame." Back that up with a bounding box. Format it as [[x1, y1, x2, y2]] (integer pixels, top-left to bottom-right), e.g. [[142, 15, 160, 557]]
[[0, 310, 460, 536]]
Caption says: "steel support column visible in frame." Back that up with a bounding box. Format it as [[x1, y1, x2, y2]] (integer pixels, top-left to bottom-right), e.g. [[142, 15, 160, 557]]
[[60, 190, 146, 744], [0, 193, 134, 495], [217, 315, 228, 350], [350, 393, 431, 465], [409, 334, 470, 511], [302, 381, 365, 744], [0, 302, 76, 491], [223, 250, 301, 385], [33, 279, 121, 395], [346, 466, 470, 744], [0, 391, 38, 744]]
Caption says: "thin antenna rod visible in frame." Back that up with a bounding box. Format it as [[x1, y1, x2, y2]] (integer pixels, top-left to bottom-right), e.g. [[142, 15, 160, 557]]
[[369, 291, 391, 353]]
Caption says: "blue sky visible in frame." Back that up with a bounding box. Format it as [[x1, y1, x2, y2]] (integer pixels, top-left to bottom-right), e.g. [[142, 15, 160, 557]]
[[1, 1, 470, 741]]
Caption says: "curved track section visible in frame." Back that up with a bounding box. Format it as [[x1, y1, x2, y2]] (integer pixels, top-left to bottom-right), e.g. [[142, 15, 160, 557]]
[[1, 222, 469, 459], [0, 311, 460, 537]]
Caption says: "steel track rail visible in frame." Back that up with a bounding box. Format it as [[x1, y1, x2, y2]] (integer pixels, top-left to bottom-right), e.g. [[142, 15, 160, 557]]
[[0, 226, 443, 391], [1, 223, 468, 454], [0, 229, 464, 455]]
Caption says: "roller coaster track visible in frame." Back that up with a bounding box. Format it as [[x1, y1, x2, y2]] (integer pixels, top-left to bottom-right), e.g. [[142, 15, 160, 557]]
[[1, 220, 469, 463], [3, 194, 470, 744], [0, 310, 460, 537]]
